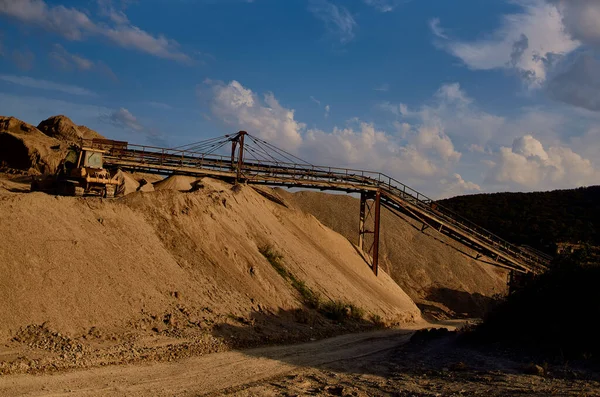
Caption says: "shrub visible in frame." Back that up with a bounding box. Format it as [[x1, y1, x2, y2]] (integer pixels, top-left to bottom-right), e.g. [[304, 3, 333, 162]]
[[259, 244, 366, 323]]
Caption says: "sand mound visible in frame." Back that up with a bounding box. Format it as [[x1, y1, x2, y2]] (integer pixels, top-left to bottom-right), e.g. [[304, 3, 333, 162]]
[[132, 172, 162, 192], [115, 170, 140, 195], [278, 190, 508, 317], [0, 117, 67, 174], [0, 115, 107, 175], [153, 175, 199, 191], [0, 180, 419, 341], [37, 115, 104, 143]]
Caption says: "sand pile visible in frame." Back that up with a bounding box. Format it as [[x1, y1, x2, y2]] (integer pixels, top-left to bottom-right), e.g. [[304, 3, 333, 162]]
[[153, 175, 199, 191], [0, 179, 419, 342], [37, 115, 104, 143], [0, 115, 106, 175], [278, 190, 508, 317], [115, 170, 140, 195], [0, 117, 67, 174]]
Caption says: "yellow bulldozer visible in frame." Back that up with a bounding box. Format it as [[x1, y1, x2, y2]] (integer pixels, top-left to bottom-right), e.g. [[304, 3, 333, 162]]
[[31, 141, 123, 197]]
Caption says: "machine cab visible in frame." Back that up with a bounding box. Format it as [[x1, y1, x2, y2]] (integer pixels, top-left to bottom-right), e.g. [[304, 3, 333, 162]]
[[81, 148, 105, 169]]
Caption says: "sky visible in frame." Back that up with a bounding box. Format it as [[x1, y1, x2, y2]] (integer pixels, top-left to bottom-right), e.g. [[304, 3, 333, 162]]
[[1, 0, 599, 198]]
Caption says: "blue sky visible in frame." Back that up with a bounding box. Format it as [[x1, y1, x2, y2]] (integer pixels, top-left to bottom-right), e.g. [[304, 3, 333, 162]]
[[1, 0, 599, 197]]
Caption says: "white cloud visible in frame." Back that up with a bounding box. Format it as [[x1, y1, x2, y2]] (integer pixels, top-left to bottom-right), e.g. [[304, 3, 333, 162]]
[[0, 74, 96, 96], [373, 83, 390, 92], [0, 0, 190, 62], [550, 0, 600, 48], [486, 134, 600, 189], [205, 79, 600, 195], [310, 95, 321, 105], [49, 44, 94, 70], [205, 80, 463, 193], [105, 107, 143, 131], [325, 104, 330, 118], [440, 173, 481, 199], [428, 17, 447, 39], [547, 52, 600, 112], [362, 0, 406, 12], [146, 101, 173, 110], [206, 80, 304, 150], [308, 0, 356, 44], [381, 83, 505, 147], [439, 1, 580, 88]]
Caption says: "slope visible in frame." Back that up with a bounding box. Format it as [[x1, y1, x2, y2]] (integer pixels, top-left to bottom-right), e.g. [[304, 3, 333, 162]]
[[278, 190, 508, 317], [0, 178, 419, 373], [440, 186, 600, 254]]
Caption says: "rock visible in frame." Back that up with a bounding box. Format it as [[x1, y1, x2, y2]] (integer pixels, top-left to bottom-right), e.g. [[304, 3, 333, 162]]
[[523, 363, 545, 376], [37, 115, 85, 143], [325, 385, 345, 396], [37, 115, 104, 144], [77, 125, 105, 140]]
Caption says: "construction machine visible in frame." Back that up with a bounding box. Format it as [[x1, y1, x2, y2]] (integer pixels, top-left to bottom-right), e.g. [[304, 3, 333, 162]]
[[31, 140, 123, 197]]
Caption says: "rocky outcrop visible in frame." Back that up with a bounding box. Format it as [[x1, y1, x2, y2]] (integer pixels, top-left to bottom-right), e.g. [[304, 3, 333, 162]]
[[0, 116, 66, 174], [37, 115, 104, 143]]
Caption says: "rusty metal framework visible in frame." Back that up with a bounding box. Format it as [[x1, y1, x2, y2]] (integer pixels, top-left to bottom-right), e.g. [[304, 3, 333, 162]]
[[89, 131, 552, 276], [359, 191, 381, 276]]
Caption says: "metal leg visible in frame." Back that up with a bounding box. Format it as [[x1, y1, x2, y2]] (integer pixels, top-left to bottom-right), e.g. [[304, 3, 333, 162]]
[[372, 190, 381, 277]]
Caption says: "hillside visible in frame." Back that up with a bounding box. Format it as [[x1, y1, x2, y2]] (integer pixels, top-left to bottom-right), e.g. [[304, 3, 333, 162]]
[[0, 177, 419, 373], [0, 115, 104, 174], [439, 186, 600, 254], [277, 190, 508, 318]]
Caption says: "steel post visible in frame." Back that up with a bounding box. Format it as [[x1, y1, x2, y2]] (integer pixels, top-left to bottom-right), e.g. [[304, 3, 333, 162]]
[[236, 131, 247, 183], [372, 189, 381, 276], [358, 191, 366, 250]]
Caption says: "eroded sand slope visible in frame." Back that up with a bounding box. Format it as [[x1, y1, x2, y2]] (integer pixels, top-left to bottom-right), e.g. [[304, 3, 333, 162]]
[[0, 178, 419, 342]]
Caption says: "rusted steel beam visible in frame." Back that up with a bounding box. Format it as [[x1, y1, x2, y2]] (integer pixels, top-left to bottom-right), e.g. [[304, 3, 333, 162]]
[[236, 131, 247, 182], [372, 189, 381, 277], [359, 191, 367, 250]]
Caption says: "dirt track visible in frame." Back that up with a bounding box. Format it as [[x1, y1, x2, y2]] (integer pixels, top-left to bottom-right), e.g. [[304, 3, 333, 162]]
[[0, 328, 416, 396]]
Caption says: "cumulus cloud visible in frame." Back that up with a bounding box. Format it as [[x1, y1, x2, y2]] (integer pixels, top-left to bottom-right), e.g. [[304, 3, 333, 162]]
[[0, 0, 190, 62], [204, 79, 600, 195], [486, 135, 600, 189], [204, 80, 463, 190], [440, 173, 481, 199], [547, 53, 600, 112], [550, 0, 600, 48], [206, 80, 304, 150], [437, 1, 579, 88], [308, 0, 356, 44], [381, 83, 505, 148], [0, 74, 96, 96]]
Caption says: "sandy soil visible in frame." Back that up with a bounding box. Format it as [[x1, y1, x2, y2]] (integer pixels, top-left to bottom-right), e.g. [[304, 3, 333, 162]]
[[278, 190, 509, 318], [0, 173, 420, 376], [2, 323, 597, 397]]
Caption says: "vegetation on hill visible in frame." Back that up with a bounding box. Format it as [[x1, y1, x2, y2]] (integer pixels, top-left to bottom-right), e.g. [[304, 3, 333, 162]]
[[464, 251, 600, 362], [439, 186, 600, 254]]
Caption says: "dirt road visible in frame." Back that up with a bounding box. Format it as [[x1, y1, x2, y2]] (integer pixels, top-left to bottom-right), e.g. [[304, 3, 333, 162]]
[[0, 328, 416, 397]]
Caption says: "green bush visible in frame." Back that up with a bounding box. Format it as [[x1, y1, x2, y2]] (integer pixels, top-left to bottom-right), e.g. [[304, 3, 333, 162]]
[[258, 244, 366, 322]]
